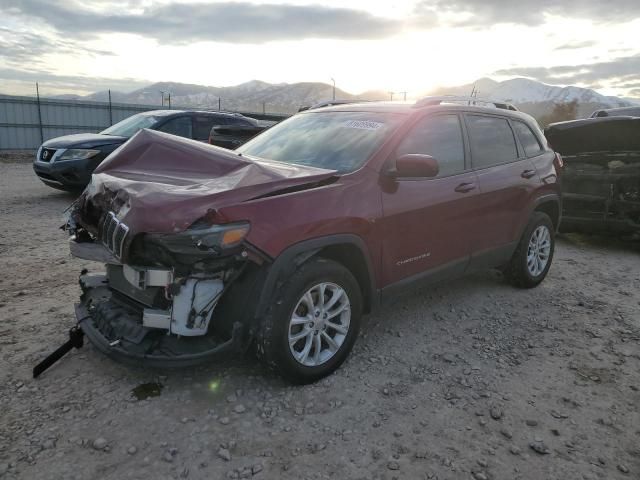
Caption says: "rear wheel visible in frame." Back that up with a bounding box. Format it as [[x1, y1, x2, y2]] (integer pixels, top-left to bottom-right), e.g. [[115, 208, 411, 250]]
[[256, 258, 362, 384], [505, 212, 555, 288]]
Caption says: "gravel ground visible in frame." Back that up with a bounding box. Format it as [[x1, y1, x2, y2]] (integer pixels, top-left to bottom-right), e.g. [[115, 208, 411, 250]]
[[1, 158, 639, 480]]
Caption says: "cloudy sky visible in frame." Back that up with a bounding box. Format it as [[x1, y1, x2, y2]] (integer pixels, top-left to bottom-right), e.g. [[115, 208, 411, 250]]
[[1, 0, 639, 98]]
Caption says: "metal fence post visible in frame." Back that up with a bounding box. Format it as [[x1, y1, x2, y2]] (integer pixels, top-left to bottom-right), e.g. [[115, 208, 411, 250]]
[[35, 83, 44, 144], [108, 89, 113, 125]]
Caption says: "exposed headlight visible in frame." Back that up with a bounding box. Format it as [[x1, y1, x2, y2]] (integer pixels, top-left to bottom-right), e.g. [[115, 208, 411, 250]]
[[57, 149, 101, 161], [147, 222, 250, 256]]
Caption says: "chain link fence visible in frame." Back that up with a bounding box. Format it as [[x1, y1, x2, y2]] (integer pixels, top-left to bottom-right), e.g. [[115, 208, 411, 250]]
[[0, 93, 289, 150]]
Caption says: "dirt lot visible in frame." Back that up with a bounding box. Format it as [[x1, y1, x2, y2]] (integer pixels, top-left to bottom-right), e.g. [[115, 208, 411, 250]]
[[1, 158, 639, 480]]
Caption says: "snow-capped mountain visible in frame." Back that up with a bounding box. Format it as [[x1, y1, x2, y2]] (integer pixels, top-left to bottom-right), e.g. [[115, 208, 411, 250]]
[[53, 78, 636, 118], [431, 77, 635, 108], [427, 77, 637, 119], [478, 78, 629, 108], [68, 80, 387, 114]]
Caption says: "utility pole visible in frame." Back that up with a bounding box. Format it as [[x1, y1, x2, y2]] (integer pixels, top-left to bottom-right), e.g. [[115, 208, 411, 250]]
[[388, 91, 394, 101], [160, 91, 165, 107], [468, 85, 477, 105], [167, 93, 171, 109], [331, 78, 336, 101], [218, 98, 221, 111], [108, 89, 113, 125]]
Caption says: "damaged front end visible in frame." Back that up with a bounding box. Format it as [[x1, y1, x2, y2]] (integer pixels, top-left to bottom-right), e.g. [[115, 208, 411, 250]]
[[57, 129, 335, 369], [546, 116, 640, 234], [71, 213, 260, 367]]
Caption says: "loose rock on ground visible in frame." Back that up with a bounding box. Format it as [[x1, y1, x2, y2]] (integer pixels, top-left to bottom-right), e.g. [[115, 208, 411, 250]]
[[1, 158, 639, 479]]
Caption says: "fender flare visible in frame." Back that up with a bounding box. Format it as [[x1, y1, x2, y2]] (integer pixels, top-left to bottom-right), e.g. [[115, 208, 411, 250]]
[[253, 234, 378, 320], [532, 193, 562, 229], [516, 193, 561, 241]]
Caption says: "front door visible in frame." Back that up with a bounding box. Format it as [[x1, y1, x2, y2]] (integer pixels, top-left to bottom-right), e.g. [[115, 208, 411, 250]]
[[380, 113, 478, 287]]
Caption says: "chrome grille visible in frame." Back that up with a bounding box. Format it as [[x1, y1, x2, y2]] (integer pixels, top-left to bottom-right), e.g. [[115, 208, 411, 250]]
[[101, 212, 129, 259], [40, 148, 57, 162]]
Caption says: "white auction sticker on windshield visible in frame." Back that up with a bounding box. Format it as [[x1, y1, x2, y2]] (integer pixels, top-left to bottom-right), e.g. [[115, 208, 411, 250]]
[[344, 120, 384, 130]]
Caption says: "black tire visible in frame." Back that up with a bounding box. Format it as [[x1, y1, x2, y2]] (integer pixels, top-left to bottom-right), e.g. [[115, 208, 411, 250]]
[[256, 258, 362, 384], [504, 212, 555, 288]]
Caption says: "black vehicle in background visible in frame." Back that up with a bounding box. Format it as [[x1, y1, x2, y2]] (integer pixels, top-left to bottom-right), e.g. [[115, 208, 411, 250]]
[[545, 115, 640, 235], [208, 123, 266, 149], [33, 110, 260, 191], [590, 106, 640, 118]]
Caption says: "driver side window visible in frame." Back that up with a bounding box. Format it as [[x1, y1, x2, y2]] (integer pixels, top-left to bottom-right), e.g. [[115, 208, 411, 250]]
[[396, 114, 465, 177]]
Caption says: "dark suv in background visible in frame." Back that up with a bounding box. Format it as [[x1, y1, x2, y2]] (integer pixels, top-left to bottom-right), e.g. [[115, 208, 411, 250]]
[[590, 106, 640, 118], [66, 97, 562, 383], [33, 110, 259, 191]]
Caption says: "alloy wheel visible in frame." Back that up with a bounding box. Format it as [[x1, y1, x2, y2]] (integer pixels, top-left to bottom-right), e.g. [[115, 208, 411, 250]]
[[288, 282, 351, 367], [527, 225, 551, 277]]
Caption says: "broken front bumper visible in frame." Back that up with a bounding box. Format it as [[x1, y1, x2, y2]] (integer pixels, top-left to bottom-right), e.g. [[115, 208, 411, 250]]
[[33, 156, 95, 189], [76, 273, 242, 368]]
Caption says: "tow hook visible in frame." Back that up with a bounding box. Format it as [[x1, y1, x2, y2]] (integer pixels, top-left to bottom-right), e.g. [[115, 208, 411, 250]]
[[33, 325, 85, 378]]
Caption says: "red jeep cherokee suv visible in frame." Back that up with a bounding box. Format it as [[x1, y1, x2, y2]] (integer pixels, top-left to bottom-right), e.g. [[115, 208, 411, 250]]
[[66, 97, 561, 383]]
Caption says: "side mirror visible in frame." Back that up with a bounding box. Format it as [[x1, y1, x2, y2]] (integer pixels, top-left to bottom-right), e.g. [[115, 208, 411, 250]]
[[393, 154, 439, 178]]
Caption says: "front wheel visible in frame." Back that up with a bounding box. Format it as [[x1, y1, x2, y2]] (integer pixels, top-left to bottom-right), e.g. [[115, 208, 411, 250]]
[[256, 258, 362, 384], [504, 212, 555, 288]]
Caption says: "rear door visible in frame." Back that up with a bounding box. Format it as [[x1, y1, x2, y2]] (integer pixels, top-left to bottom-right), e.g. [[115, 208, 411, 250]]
[[380, 113, 479, 286], [464, 114, 539, 267]]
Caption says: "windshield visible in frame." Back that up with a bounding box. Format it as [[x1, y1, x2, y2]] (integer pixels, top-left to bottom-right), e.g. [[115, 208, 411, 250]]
[[101, 113, 162, 137], [236, 111, 404, 173]]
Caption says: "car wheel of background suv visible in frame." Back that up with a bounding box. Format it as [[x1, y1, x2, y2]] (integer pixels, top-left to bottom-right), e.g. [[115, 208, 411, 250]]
[[256, 258, 362, 384], [504, 211, 555, 288]]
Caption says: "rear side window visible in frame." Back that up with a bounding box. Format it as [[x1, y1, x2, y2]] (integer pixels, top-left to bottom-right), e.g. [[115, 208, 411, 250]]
[[396, 114, 465, 177], [157, 116, 192, 138], [466, 115, 518, 169], [192, 116, 226, 140], [512, 121, 543, 157]]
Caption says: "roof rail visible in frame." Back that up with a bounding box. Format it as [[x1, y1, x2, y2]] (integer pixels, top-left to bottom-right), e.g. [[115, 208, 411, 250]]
[[414, 96, 518, 111]]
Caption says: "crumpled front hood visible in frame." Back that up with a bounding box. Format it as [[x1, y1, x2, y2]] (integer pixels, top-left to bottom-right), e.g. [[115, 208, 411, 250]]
[[80, 129, 336, 234], [545, 116, 640, 156]]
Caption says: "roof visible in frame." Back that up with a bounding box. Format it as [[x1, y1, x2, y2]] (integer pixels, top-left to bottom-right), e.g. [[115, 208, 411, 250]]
[[300, 99, 372, 111], [414, 96, 518, 111], [139, 109, 181, 116], [590, 106, 640, 118], [307, 101, 535, 122], [140, 109, 251, 118], [545, 116, 640, 155], [312, 101, 414, 114]]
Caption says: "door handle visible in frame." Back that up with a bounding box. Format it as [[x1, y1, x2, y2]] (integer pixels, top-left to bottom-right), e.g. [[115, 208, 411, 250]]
[[521, 169, 537, 179], [454, 182, 476, 193]]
